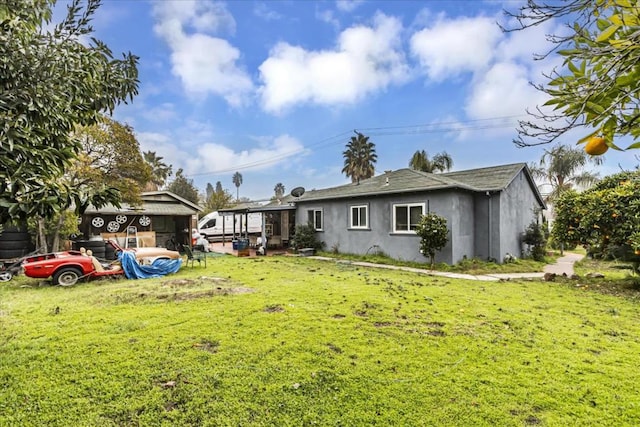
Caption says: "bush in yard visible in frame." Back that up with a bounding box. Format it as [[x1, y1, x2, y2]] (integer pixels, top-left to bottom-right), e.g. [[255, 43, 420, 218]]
[[522, 221, 547, 261], [415, 213, 448, 267], [291, 223, 324, 251]]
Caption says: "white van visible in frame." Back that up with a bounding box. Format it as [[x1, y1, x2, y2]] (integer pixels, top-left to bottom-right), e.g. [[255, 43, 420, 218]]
[[198, 211, 262, 241]]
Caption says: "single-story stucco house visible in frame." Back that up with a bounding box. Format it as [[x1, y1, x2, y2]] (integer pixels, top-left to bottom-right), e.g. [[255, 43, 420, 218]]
[[292, 163, 545, 264]]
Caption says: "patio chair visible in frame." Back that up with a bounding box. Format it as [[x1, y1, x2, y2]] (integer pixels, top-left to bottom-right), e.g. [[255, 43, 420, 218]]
[[182, 244, 207, 268]]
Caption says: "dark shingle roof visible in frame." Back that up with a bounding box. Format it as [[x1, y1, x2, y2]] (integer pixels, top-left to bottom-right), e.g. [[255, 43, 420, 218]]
[[296, 163, 543, 206], [84, 191, 203, 215]]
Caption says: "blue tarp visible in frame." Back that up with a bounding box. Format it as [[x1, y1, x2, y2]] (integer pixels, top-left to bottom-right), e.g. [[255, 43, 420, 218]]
[[118, 251, 182, 279]]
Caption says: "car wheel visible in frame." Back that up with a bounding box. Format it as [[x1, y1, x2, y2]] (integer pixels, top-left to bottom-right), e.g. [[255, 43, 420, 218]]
[[53, 267, 82, 286], [0, 271, 12, 282]]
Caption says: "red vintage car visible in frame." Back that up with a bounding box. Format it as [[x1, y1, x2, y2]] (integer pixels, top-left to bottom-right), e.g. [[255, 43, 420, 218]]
[[22, 240, 181, 286], [22, 250, 124, 286]]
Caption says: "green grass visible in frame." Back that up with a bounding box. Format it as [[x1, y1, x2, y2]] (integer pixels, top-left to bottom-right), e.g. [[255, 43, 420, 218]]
[[2, 255, 640, 426]]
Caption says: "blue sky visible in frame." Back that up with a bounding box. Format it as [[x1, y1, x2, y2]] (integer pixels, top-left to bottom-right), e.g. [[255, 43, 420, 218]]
[[65, 0, 636, 201]]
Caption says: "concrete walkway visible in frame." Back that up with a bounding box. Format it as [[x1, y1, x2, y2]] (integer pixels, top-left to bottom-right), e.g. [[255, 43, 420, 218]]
[[310, 253, 584, 282], [542, 252, 584, 276]]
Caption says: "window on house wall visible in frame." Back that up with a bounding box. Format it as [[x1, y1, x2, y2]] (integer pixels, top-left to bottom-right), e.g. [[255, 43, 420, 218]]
[[307, 209, 323, 231], [393, 203, 424, 233], [350, 205, 368, 229]]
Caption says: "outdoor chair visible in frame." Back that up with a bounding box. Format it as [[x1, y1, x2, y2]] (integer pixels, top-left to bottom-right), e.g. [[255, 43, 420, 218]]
[[182, 244, 207, 268]]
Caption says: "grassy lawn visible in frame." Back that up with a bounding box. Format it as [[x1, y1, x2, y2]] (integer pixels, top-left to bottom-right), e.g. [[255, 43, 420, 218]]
[[2, 254, 640, 426]]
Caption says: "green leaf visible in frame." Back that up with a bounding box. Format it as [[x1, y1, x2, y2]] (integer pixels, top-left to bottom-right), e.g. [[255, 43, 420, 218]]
[[625, 141, 640, 150], [596, 24, 620, 42]]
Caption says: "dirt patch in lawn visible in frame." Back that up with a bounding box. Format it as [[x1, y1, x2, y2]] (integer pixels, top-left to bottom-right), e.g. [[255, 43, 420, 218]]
[[144, 277, 254, 301]]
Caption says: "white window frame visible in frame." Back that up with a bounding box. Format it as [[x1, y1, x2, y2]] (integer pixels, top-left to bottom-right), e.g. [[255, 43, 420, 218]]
[[307, 209, 323, 231], [349, 205, 368, 229], [392, 203, 425, 233]]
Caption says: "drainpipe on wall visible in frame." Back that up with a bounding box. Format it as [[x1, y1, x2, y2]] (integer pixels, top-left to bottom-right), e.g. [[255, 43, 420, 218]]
[[486, 191, 492, 261]]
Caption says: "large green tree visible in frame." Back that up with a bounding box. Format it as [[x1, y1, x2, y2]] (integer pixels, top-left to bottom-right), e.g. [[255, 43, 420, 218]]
[[167, 169, 200, 205], [409, 150, 453, 173], [530, 143, 601, 202], [204, 182, 233, 212], [551, 170, 640, 269], [0, 0, 139, 224], [505, 0, 640, 151], [143, 151, 172, 191], [75, 117, 152, 205], [342, 132, 377, 184]]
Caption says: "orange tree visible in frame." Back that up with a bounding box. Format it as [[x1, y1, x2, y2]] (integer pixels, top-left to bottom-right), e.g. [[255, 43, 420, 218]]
[[552, 170, 640, 267], [505, 1, 639, 152]]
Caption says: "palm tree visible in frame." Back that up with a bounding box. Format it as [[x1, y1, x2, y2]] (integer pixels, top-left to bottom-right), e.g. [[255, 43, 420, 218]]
[[274, 182, 285, 199], [530, 143, 602, 202], [232, 171, 243, 201], [143, 151, 173, 191], [342, 132, 377, 184], [409, 150, 453, 173]]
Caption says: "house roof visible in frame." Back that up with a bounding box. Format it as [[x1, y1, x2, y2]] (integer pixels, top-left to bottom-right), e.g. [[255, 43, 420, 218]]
[[219, 199, 296, 214], [295, 163, 546, 207], [84, 191, 204, 216]]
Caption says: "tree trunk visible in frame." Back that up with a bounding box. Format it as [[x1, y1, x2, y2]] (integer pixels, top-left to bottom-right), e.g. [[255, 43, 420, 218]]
[[37, 218, 48, 253], [51, 215, 64, 252]]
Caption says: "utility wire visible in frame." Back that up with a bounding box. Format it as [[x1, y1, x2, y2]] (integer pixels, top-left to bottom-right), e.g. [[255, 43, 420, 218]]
[[186, 115, 525, 178]]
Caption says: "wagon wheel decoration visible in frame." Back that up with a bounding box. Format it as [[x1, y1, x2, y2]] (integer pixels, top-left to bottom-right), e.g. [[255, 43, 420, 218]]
[[106, 221, 120, 233], [115, 214, 128, 224], [138, 215, 151, 227], [91, 217, 104, 228]]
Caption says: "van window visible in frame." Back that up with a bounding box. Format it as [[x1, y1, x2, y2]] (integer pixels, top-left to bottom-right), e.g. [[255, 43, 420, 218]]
[[204, 219, 216, 228]]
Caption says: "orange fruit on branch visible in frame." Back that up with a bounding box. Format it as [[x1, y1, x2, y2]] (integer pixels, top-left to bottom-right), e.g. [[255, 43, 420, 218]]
[[585, 136, 608, 155]]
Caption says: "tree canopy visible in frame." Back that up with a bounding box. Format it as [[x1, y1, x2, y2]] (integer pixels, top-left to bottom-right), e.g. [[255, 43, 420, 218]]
[[167, 169, 200, 205], [409, 150, 453, 173], [0, 0, 139, 223], [204, 181, 233, 212], [143, 151, 172, 191], [529, 143, 601, 201], [505, 0, 640, 152], [74, 117, 152, 205], [232, 172, 243, 202], [415, 213, 449, 267], [342, 132, 377, 184], [552, 170, 640, 266]]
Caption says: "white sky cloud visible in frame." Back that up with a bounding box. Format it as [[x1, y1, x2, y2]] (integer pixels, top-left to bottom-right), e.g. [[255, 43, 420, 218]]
[[258, 13, 410, 113], [410, 15, 503, 81], [465, 62, 543, 119], [184, 134, 307, 177], [253, 3, 283, 21], [336, 0, 365, 13], [152, 1, 253, 107]]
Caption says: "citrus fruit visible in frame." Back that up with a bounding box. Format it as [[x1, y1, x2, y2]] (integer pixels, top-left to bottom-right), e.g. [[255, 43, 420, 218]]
[[585, 136, 608, 155]]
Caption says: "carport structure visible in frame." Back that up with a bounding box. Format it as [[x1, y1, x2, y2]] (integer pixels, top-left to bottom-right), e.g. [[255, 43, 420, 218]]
[[219, 199, 296, 249]]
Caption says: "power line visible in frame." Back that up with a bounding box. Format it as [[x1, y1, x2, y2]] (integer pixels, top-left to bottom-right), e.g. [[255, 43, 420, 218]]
[[186, 115, 525, 178]]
